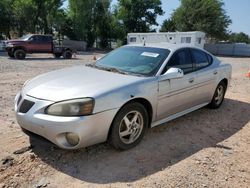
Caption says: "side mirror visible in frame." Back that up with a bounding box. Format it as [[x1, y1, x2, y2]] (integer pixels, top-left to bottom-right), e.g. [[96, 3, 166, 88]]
[[160, 67, 184, 80]]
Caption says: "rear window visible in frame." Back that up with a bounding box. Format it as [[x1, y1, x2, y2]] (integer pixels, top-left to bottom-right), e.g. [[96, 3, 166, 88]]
[[207, 54, 213, 64], [191, 49, 211, 69], [41, 36, 52, 42]]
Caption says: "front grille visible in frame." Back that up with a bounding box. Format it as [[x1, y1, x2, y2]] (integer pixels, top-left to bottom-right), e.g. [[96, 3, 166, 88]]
[[19, 100, 35, 113]]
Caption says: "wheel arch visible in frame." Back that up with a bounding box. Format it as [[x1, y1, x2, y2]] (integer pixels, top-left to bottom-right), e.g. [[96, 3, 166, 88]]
[[107, 97, 153, 140], [13, 46, 27, 52], [220, 78, 228, 88], [63, 48, 73, 53]]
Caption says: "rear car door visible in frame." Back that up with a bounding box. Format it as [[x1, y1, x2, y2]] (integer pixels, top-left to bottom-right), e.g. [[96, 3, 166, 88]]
[[39, 36, 53, 52], [157, 48, 197, 120], [190, 48, 216, 105]]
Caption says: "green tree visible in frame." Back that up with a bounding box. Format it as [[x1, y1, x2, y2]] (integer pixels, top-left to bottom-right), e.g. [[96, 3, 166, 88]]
[[32, 0, 64, 34], [172, 0, 231, 40], [228, 32, 250, 44], [108, 5, 127, 45], [94, 0, 112, 48], [69, 0, 96, 47], [160, 19, 176, 32], [117, 0, 164, 33], [12, 0, 37, 36], [69, 0, 115, 48], [0, 0, 14, 39], [9, 0, 64, 36]]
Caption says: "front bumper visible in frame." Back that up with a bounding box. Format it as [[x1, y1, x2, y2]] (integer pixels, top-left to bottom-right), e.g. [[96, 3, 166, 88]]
[[4, 47, 13, 52], [15, 93, 118, 149]]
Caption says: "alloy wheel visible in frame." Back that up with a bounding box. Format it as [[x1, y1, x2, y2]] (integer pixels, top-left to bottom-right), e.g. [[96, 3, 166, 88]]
[[119, 110, 144, 144], [214, 85, 224, 105]]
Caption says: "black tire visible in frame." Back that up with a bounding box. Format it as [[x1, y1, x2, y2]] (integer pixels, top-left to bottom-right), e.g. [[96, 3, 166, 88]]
[[109, 102, 148, 150], [208, 81, 227, 109], [54, 53, 62, 59], [14, 49, 26, 60], [8, 51, 15, 58], [63, 50, 72, 59]]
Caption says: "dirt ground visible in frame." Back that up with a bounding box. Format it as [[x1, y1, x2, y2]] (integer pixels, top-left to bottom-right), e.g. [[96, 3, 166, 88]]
[[0, 52, 249, 188]]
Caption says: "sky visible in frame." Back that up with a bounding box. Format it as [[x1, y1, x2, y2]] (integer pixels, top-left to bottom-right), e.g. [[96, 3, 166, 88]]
[[64, 0, 250, 35]]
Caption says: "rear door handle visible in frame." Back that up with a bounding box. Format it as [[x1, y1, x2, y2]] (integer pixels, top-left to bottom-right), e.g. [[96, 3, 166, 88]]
[[213, 70, 218, 75], [189, 78, 194, 83]]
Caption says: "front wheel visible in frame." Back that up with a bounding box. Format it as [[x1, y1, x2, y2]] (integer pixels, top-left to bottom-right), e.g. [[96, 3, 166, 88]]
[[208, 81, 227, 109], [14, 49, 26, 60], [109, 102, 148, 150]]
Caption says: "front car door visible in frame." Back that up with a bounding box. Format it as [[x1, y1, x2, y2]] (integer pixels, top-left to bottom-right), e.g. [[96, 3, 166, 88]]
[[26, 35, 43, 52], [157, 48, 197, 121]]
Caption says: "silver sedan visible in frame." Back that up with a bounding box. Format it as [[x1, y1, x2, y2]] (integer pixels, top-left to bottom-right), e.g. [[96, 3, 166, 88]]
[[15, 43, 232, 150]]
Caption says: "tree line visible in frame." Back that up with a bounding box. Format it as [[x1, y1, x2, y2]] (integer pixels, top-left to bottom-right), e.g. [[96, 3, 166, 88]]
[[0, 0, 249, 48]]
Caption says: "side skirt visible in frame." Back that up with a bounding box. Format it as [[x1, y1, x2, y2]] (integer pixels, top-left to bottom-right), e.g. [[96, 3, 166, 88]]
[[151, 102, 209, 128]]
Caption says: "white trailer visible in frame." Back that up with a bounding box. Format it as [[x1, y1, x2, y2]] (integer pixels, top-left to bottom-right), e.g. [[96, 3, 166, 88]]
[[127, 31, 206, 48]]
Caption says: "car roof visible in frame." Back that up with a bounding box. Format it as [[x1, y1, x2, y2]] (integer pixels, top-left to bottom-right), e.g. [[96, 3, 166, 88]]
[[126, 42, 202, 52], [29, 34, 52, 37]]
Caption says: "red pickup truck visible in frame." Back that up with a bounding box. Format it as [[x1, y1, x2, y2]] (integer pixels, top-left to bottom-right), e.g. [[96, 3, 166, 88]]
[[3, 34, 76, 59]]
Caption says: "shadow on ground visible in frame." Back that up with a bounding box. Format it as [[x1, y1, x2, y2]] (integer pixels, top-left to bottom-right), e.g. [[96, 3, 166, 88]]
[[29, 98, 250, 183]]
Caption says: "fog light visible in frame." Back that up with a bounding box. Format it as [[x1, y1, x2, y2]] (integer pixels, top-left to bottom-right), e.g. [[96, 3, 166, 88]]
[[65, 132, 79, 146]]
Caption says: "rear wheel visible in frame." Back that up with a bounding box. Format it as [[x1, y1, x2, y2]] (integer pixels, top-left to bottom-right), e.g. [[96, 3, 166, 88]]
[[8, 51, 15, 58], [14, 49, 26, 60], [63, 50, 72, 59], [109, 102, 148, 150], [208, 81, 227, 109]]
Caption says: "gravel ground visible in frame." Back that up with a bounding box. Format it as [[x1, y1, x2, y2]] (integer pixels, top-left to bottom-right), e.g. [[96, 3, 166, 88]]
[[0, 52, 249, 188]]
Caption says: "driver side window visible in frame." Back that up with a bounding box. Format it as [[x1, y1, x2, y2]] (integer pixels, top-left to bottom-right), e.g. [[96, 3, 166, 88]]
[[29, 36, 39, 42], [162, 49, 193, 75]]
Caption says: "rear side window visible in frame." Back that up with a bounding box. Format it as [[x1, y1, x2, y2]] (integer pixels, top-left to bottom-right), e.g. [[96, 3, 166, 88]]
[[191, 49, 212, 70], [207, 54, 213, 64], [163, 49, 193, 74], [40, 36, 52, 42]]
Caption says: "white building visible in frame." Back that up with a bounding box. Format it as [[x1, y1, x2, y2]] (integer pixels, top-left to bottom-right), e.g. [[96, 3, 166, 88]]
[[127, 31, 206, 48]]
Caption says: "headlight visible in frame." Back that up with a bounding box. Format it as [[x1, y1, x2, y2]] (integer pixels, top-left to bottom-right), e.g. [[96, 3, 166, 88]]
[[45, 98, 94, 116], [23, 79, 30, 87], [6, 43, 14, 47]]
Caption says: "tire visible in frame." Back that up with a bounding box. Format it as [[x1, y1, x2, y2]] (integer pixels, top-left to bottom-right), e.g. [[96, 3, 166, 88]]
[[63, 50, 72, 59], [208, 81, 227, 109], [8, 51, 15, 58], [54, 53, 62, 59], [109, 102, 149, 150], [14, 49, 26, 60]]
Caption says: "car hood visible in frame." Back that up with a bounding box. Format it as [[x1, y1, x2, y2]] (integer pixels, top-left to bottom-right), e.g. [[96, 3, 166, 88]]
[[22, 66, 146, 101], [5, 39, 25, 43]]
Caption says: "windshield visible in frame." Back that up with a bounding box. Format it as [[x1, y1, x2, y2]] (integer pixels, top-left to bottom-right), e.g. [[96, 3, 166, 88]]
[[95, 46, 170, 76], [19, 34, 32, 41]]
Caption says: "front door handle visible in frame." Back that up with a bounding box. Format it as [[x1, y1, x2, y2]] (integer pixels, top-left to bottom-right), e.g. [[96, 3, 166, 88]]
[[189, 78, 194, 83], [213, 70, 218, 75]]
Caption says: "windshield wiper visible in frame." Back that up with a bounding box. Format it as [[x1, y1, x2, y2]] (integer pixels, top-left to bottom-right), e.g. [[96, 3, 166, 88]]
[[86, 64, 128, 75]]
